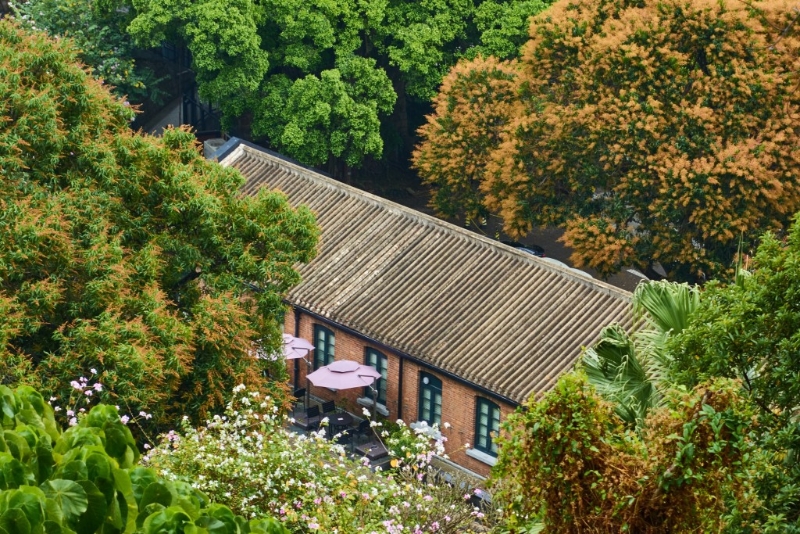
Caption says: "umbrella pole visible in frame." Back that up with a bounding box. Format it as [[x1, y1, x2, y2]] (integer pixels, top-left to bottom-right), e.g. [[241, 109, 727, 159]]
[[304, 358, 311, 412]]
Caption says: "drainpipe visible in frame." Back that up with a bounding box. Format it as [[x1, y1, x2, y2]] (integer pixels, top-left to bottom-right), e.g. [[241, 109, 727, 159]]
[[397, 355, 405, 419], [293, 307, 301, 391]]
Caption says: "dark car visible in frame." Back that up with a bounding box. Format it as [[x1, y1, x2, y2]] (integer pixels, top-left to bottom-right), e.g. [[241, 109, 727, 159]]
[[501, 240, 545, 257]]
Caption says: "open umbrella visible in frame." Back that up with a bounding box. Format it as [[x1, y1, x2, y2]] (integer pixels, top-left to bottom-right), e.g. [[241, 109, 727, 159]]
[[307, 360, 381, 390], [307, 360, 382, 421], [282, 333, 315, 360]]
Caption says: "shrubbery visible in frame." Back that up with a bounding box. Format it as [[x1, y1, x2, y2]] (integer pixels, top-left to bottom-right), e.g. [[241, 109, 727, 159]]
[[0, 383, 287, 534], [144, 388, 492, 533]]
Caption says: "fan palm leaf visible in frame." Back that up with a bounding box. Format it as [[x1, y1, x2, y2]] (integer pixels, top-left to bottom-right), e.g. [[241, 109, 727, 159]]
[[582, 280, 700, 427]]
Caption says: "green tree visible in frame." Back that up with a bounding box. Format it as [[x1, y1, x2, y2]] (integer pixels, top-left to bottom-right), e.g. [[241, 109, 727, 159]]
[[126, 0, 554, 169], [13, 0, 165, 104], [415, 0, 800, 281], [670, 216, 800, 529], [582, 280, 700, 426], [0, 20, 318, 428]]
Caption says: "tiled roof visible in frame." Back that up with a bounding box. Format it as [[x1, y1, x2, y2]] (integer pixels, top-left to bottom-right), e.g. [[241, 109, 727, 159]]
[[220, 142, 633, 404]]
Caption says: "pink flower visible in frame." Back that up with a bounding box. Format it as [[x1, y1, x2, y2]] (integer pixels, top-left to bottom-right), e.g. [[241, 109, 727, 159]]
[[120, 415, 130, 424], [66, 410, 75, 417], [93, 383, 103, 391]]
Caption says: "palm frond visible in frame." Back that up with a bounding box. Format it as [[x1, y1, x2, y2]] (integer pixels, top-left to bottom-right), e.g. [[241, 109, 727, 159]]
[[583, 280, 701, 428]]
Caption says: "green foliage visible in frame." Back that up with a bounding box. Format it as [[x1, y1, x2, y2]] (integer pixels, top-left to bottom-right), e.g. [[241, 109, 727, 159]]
[[670, 216, 800, 530], [583, 280, 700, 426], [0, 21, 319, 427], [0, 383, 286, 534], [12, 0, 165, 104], [471, 0, 551, 59], [252, 57, 395, 167], [126, 0, 554, 167], [492, 373, 760, 533]]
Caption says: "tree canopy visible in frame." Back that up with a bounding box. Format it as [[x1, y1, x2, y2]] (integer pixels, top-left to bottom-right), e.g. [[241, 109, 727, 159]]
[[414, 0, 800, 281], [494, 218, 800, 531], [0, 20, 318, 428], [669, 217, 800, 527], [125, 0, 555, 169], [13, 0, 165, 104]]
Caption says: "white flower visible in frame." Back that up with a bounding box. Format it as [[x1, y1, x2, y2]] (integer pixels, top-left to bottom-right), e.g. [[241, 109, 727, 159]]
[[443, 422, 451, 429], [362, 407, 371, 418]]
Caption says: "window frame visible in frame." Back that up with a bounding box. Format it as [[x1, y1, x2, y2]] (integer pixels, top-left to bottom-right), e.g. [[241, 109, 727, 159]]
[[474, 397, 501, 457], [312, 325, 335, 370], [364, 348, 388, 406], [418, 372, 443, 426]]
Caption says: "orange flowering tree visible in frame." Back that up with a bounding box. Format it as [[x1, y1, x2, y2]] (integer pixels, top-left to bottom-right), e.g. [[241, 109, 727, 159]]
[[415, 0, 800, 280]]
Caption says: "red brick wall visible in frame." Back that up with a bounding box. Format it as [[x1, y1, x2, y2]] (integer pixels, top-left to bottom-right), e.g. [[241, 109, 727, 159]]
[[285, 308, 516, 478]]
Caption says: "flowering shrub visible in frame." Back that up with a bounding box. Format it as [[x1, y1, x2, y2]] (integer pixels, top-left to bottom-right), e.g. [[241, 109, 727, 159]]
[[146, 387, 493, 533], [0, 383, 287, 534]]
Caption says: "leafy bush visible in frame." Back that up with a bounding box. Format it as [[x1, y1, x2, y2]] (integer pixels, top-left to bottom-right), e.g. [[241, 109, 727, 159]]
[[145, 387, 491, 533], [492, 373, 760, 533], [669, 217, 800, 530], [0, 383, 287, 534]]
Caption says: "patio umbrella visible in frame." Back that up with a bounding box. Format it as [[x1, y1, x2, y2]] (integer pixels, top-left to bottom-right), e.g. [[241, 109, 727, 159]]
[[307, 360, 382, 420], [282, 333, 315, 360], [307, 360, 381, 390]]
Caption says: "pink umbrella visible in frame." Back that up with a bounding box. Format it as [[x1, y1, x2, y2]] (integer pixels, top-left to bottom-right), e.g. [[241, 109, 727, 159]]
[[282, 333, 315, 360], [307, 360, 381, 390]]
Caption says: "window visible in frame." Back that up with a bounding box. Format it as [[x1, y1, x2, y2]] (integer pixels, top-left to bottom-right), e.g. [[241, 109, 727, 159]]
[[313, 325, 334, 369], [364, 348, 388, 405], [418, 372, 442, 425], [475, 397, 501, 457]]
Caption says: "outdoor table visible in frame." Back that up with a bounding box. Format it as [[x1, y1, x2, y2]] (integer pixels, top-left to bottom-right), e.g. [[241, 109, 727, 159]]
[[329, 412, 353, 434]]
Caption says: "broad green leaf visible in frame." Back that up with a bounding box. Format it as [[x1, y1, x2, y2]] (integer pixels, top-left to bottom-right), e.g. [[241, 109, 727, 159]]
[[139, 483, 172, 510], [73, 481, 105, 534], [40, 481, 87, 521], [111, 468, 136, 534], [0, 508, 31, 534]]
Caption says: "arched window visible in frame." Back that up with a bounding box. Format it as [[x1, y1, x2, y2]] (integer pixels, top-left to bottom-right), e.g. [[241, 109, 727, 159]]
[[364, 348, 388, 405], [418, 372, 442, 425], [313, 325, 335, 369], [475, 397, 501, 457]]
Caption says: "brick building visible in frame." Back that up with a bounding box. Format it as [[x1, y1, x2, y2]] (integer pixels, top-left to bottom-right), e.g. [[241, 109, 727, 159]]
[[217, 139, 633, 477]]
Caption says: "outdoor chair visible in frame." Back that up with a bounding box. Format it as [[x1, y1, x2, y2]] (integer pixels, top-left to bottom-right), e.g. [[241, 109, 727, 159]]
[[291, 388, 306, 415], [321, 400, 337, 414], [349, 419, 371, 452], [296, 405, 320, 431]]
